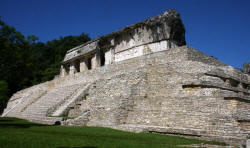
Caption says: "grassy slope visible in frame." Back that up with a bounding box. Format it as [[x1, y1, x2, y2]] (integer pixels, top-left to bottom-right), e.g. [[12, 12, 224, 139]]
[[0, 117, 225, 148]]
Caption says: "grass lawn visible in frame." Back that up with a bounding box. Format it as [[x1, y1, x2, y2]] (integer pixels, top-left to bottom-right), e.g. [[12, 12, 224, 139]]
[[0, 117, 226, 148]]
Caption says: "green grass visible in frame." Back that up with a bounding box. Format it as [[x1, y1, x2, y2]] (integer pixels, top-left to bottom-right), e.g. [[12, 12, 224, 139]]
[[0, 117, 226, 148]]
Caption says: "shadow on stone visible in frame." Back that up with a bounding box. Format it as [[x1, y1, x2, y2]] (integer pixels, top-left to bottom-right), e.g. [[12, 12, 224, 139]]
[[54, 121, 61, 125]]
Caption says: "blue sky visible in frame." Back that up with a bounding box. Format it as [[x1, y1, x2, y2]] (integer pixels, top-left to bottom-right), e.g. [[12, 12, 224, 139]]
[[0, 0, 249, 69]]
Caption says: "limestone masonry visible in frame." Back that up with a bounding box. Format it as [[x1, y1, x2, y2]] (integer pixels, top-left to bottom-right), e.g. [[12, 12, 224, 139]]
[[2, 9, 250, 146]]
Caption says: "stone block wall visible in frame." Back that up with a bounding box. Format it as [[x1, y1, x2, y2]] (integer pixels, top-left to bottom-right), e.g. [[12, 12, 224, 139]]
[[59, 46, 249, 146], [3, 46, 249, 146]]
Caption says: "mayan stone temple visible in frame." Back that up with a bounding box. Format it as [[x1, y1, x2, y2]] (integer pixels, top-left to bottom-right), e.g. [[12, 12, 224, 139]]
[[2, 9, 250, 146]]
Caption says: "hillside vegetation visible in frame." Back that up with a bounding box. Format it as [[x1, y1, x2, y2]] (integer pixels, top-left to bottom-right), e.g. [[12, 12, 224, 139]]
[[0, 20, 91, 113]]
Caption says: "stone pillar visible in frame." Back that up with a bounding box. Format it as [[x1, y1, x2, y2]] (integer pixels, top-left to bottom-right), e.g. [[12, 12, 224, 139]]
[[95, 48, 102, 67], [110, 40, 115, 64], [60, 65, 66, 77], [80, 59, 88, 72], [91, 54, 100, 69], [111, 48, 115, 64], [105, 49, 112, 65], [69, 62, 76, 75], [238, 83, 243, 89], [243, 63, 250, 75], [247, 139, 250, 148]]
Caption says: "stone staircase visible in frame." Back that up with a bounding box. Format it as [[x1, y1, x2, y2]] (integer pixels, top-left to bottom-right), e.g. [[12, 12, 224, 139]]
[[7, 93, 47, 117], [52, 83, 91, 117], [18, 84, 83, 124], [2, 47, 184, 122]]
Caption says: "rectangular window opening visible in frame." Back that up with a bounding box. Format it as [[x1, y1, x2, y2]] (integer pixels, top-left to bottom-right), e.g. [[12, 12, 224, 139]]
[[100, 49, 105, 66], [87, 58, 92, 70]]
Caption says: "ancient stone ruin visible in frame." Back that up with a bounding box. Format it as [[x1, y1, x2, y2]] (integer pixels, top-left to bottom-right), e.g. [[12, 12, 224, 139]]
[[2, 9, 250, 146], [244, 63, 250, 75], [60, 9, 185, 76]]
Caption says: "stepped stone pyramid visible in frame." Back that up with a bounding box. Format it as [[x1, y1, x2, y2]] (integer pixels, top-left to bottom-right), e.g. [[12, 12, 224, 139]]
[[2, 9, 250, 146]]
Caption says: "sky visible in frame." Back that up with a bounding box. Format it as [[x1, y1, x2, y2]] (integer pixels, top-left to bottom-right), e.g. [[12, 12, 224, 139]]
[[0, 0, 249, 69]]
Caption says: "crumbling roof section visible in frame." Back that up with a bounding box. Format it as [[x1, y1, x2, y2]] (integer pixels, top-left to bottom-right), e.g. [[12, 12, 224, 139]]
[[67, 9, 186, 53]]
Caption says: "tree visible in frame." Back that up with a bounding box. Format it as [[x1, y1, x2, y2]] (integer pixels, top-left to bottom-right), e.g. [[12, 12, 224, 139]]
[[0, 19, 91, 112], [0, 19, 33, 94], [0, 80, 9, 113]]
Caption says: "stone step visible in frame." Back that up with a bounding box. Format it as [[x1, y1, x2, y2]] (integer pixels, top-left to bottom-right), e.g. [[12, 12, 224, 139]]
[[18, 84, 83, 123]]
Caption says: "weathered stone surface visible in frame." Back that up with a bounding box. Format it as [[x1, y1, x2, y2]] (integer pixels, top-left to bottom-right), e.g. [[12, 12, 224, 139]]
[[1, 9, 250, 147], [61, 9, 185, 70], [244, 63, 250, 75], [2, 46, 249, 146], [247, 139, 250, 148]]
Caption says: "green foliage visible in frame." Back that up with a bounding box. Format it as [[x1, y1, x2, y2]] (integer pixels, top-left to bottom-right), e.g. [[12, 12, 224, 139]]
[[0, 81, 9, 113], [0, 19, 90, 113], [0, 117, 226, 148]]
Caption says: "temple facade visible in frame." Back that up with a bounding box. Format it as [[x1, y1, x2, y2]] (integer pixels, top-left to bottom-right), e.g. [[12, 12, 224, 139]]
[[60, 9, 186, 77]]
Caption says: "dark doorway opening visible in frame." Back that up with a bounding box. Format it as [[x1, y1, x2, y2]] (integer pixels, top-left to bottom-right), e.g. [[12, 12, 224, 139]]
[[87, 58, 92, 70], [100, 50, 105, 66], [75, 60, 80, 72], [64, 64, 70, 75]]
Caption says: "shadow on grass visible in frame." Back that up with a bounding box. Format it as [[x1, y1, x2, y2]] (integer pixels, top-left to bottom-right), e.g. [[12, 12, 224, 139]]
[[0, 123, 48, 128], [0, 118, 49, 128], [0, 119, 13, 122]]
